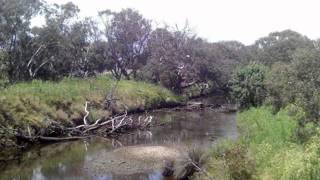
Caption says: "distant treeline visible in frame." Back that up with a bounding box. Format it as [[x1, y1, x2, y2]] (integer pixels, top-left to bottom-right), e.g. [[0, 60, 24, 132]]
[[1, 0, 319, 94]]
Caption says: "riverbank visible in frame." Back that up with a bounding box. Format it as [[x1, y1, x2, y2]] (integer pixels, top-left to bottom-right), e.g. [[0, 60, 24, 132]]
[[199, 106, 320, 180], [0, 76, 184, 159], [0, 99, 237, 179]]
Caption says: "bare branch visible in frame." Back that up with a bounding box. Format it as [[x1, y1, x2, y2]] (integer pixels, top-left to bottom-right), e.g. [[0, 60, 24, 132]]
[[83, 101, 90, 126]]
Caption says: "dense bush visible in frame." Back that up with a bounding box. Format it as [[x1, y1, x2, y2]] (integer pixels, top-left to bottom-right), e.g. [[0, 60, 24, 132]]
[[229, 63, 267, 108], [251, 30, 314, 66], [224, 144, 256, 180], [290, 49, 320, 122], [265, 62, 294, 112], [265, 49, 320, 125], [202, 140, 256, 180], [204, 106, 320, 180]]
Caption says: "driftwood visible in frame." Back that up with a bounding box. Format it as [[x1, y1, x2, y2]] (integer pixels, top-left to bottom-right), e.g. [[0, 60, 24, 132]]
[[12, 101, 153, 143]]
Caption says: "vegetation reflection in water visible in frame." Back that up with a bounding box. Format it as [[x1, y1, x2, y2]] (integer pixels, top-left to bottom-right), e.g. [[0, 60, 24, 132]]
[[0, 107, 237, 180]]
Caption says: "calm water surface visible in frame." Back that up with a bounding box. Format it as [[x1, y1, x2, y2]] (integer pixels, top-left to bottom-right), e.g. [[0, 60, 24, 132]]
[[0, 97, 237, 180]]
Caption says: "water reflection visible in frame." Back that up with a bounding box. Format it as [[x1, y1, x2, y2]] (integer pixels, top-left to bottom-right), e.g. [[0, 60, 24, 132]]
[[120, 109, 237, 148], [0, 107, 237, 180]]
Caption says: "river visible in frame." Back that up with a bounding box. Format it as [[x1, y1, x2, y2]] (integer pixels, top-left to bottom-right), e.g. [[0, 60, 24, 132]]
[[0, 96, 237, 180]]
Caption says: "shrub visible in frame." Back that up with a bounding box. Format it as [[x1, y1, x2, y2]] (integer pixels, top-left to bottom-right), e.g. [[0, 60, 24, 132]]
[[265, 62, 294, 112], [290, 49, 320, 123], [236, 107, 320, 179], [229, 63, 267, 108], [201, 140, 256, 180], [266, 129, 320, 180], [266, 49, 320, 124], [224, 144, 256, 180]]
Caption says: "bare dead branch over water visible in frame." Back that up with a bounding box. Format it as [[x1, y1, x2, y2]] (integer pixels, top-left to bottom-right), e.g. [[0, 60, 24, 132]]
[[15, 101, 153, 142]]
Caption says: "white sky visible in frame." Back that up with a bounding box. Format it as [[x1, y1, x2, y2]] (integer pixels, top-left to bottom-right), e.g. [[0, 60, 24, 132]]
[[38, 0, 320, 45]]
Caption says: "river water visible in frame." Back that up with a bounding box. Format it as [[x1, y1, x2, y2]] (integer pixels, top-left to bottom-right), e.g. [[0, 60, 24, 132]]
[[0, 97, 237, 180]]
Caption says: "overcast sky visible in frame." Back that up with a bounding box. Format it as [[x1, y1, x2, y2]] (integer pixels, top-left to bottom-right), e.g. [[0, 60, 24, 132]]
[[40, 0, 320, 45]]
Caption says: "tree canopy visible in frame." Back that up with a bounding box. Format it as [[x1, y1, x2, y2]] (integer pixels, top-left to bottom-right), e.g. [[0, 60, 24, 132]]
[[1, 0, 320, 99]]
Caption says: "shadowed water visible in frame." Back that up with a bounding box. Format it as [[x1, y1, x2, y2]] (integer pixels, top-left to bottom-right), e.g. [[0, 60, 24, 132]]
[[0, 97, 237, 180]]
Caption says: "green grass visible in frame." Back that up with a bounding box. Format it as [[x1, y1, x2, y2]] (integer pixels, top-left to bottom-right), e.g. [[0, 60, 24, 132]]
[[202, 106, 320, 180], [0, 75, 182, 151]]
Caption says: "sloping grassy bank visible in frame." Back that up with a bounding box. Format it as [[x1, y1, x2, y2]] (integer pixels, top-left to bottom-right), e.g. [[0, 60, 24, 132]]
[[0, 76, 183, 157], [199, 106, 320, 180]]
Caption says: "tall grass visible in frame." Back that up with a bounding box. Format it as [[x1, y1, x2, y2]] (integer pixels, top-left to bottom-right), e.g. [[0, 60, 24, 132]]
[[238, 106, 298, 173], [238, 106, 297, 146], [203, 106, 320, 180], [0, 76, 182, 143]]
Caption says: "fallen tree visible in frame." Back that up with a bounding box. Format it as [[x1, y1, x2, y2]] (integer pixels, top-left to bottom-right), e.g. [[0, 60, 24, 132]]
[[13, 100, 153, 143], [67, 101, 153, 136]]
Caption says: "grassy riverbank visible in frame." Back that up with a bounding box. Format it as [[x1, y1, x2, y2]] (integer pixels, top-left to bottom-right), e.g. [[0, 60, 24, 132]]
[[200, 106, 320, 180], [0, 76, 183, 155]]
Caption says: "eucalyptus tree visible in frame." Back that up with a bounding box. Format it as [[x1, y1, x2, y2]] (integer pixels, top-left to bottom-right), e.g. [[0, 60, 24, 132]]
[[63, 17, 102, 77], [252, 30, 314, 65], [29, 2, 80, 79], [0, 0, 43, 81], [99, 8, 152, 80], [30, 2, 102, 79], [145, 26, 219, 92], [145, 27, 192, 92]]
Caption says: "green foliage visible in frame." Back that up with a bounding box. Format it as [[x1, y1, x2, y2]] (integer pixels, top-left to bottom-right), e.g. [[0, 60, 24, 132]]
[[204, 107, 320, 180], [266, 48, 320, 124], [252, 30, 314, 66], [290, 49, 320, 122], [229, 63, 267, 108], [182, 82, 214, 98], [145, 27, 245, 93], [265, 128, 320, 180], [202, 140, 255, 180], [0, 0, 43, 81], [265, 62, 294, 111], [224, 144, 256, 180], [0, 73, 9, 89], [99, 8, 151, 80], [296, 122, 318, 143], [29, 3, 102, 80]]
